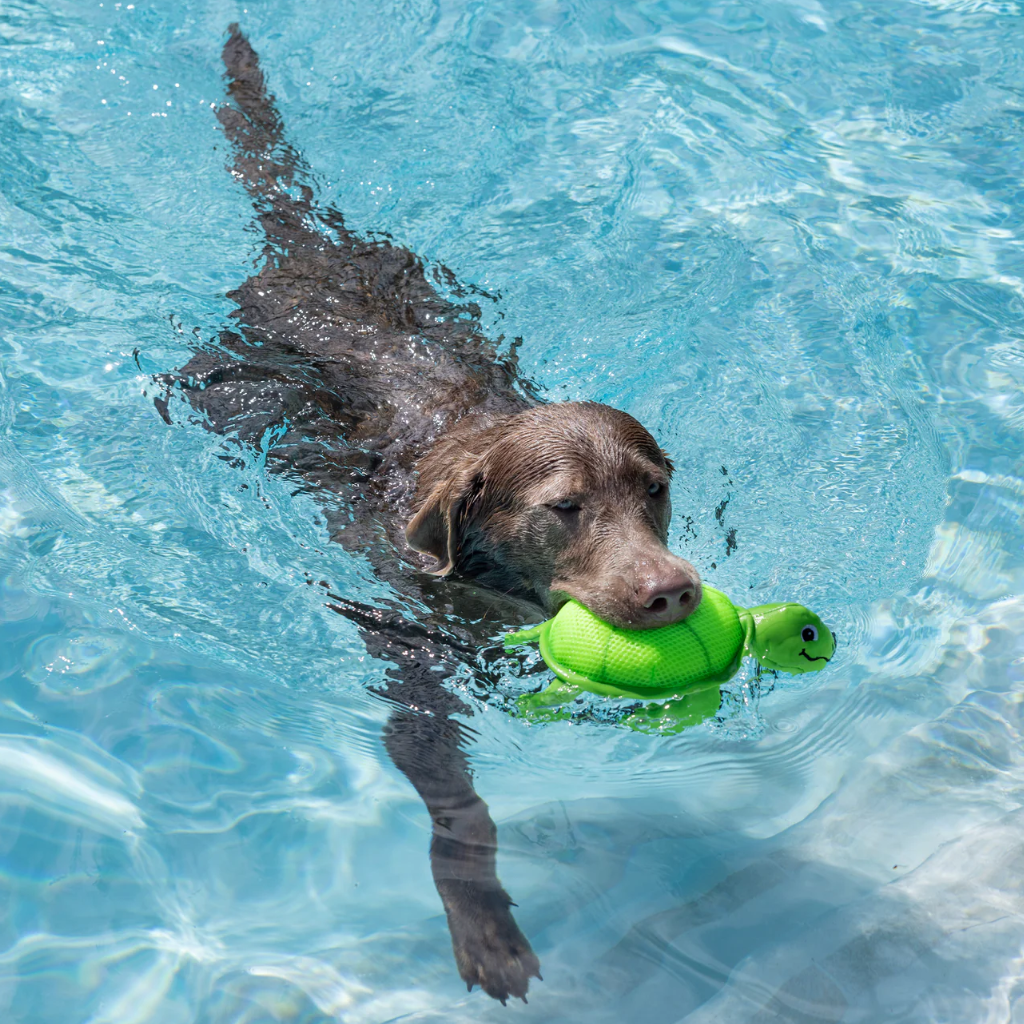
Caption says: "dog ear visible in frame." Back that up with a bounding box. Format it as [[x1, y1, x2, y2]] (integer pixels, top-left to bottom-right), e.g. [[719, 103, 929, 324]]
[[405, 468, 484, 576]]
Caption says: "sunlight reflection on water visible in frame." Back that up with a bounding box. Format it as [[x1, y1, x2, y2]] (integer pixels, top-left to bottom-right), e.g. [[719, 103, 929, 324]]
[[1, 0, 1024, 1019]]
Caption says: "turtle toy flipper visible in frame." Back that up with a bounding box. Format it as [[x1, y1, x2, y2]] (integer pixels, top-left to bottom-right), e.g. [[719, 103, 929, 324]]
[[506, 586, 835, 731]]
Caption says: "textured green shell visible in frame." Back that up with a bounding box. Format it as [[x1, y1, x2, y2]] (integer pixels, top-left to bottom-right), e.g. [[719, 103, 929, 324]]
[[509, 586, 745, 699]]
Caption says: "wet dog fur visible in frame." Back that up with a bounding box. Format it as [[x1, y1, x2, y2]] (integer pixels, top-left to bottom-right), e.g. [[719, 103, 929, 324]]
[[160, 24, 702, 1004]]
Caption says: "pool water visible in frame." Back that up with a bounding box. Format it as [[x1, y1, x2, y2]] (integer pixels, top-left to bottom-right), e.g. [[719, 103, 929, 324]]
[[2, 0, 1024, 1020]]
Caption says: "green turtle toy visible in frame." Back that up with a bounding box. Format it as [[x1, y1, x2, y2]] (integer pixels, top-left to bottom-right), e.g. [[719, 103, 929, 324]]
[[505, 586, 835, 732]]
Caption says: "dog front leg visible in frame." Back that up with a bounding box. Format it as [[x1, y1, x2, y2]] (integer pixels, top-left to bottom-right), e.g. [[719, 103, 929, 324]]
[[383, 705, 541, 1004]]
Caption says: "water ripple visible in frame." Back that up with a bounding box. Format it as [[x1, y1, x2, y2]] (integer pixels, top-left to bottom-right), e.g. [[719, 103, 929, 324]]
[[1, 0, 1024, 1020]]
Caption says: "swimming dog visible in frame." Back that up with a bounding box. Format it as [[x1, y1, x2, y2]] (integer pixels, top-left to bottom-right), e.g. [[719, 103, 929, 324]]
[[160, 24, 702, 1003]]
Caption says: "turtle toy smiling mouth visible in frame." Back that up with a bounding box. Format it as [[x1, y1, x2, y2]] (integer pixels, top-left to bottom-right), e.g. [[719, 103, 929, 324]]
[[505, 586, 836, 732]]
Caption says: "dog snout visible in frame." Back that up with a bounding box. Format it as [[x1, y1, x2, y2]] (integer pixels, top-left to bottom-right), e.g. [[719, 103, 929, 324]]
[[638, 564, 702, 625]]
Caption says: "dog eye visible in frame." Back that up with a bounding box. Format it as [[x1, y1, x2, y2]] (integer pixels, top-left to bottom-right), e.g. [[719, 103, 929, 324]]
[[801, 625, 818, 642], [648, 482, 663, 496], [552, 499, 580, 512]]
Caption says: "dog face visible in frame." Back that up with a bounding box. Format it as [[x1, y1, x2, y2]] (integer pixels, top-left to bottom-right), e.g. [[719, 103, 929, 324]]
[[406, 402, 702, 629]]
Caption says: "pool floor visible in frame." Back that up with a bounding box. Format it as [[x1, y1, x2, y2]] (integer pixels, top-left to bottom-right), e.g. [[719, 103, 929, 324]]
[[2, 0, 1024, 1020]]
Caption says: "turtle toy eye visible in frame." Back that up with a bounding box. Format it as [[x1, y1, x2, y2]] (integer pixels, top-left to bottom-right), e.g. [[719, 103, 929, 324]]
[[648, 482, 662, 496], [801, 625, 818, 643]]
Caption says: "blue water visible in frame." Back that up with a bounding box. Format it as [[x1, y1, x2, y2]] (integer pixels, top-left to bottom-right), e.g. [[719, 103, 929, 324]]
[[2, 0, 1024, 1020]]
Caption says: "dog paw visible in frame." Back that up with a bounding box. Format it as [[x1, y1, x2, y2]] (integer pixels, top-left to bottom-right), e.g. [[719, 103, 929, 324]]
[[439, 880, 542, 1004]]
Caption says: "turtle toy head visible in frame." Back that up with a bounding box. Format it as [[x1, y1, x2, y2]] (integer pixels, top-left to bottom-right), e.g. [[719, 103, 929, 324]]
[[745, 603, 835, 674]]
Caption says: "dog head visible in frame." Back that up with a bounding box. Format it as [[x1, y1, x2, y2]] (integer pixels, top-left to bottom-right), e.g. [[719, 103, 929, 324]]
[[406, 402, 701, 629]]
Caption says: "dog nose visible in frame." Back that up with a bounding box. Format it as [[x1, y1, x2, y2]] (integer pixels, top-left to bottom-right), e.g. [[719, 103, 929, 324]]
[[639, 568, 702, 624]]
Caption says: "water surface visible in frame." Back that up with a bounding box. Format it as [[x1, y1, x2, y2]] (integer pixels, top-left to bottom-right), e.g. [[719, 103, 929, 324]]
[[2, 0, 1024, 1020]]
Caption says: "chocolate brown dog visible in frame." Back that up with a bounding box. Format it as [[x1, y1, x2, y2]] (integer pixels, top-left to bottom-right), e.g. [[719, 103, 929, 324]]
[[160, 25, 702, 1004]]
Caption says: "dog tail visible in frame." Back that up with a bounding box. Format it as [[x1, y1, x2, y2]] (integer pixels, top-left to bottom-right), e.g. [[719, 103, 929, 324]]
[[217, 23, 312, 208]]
